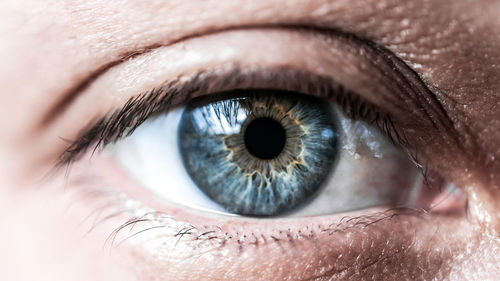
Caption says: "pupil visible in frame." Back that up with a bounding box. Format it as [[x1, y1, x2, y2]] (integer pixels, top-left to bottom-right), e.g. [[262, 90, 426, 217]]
[[244, 117, 286, 160]]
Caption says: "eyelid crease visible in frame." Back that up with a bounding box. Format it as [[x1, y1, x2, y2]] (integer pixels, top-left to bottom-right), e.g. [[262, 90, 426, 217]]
[[56, 66, 402, 167]]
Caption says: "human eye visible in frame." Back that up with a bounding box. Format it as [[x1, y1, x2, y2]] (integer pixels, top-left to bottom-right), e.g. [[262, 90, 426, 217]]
[[55, 28, 467, 280], [103, 85, 429, 217]]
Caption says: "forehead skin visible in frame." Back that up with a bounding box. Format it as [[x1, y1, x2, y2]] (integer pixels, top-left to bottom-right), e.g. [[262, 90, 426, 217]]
[[0, 0, 499, 280]]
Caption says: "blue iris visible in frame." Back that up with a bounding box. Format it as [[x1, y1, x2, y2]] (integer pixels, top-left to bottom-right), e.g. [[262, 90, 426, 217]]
[[178, 90, 338, 216]]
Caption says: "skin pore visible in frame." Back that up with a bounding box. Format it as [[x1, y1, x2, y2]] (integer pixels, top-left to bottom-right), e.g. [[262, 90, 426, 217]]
[[1, 0, 499, 280]]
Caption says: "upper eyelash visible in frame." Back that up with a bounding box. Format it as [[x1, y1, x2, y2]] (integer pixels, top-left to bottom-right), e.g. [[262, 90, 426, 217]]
[[56, 66, 407, 167]]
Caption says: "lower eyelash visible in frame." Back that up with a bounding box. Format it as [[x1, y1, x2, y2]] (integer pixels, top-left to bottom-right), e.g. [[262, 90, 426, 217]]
[[104, 199, 425, 254]]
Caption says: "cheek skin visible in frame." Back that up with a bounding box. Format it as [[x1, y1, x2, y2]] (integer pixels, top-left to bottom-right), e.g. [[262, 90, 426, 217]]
[[0, 183, 138, 281], [55, 153, 481, 281]]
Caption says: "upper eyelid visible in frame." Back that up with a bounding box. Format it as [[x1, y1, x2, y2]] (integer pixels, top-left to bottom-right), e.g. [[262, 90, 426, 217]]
[[40, 25, 446, 127]]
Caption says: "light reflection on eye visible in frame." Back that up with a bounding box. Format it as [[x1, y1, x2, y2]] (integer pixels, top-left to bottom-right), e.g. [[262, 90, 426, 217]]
[[107, 88, 423, 217]]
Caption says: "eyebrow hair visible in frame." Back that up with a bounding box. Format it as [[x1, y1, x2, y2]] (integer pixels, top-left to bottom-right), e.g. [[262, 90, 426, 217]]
[[38, 24, 450, 128]]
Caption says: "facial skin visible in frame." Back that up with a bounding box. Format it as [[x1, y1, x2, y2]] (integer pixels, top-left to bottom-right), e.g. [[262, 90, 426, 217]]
[[1, 0, 500, 280]]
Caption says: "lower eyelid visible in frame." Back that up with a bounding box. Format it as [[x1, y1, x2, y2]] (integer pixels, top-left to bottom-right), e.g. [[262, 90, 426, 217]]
[[105, 199, 457, 281]]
